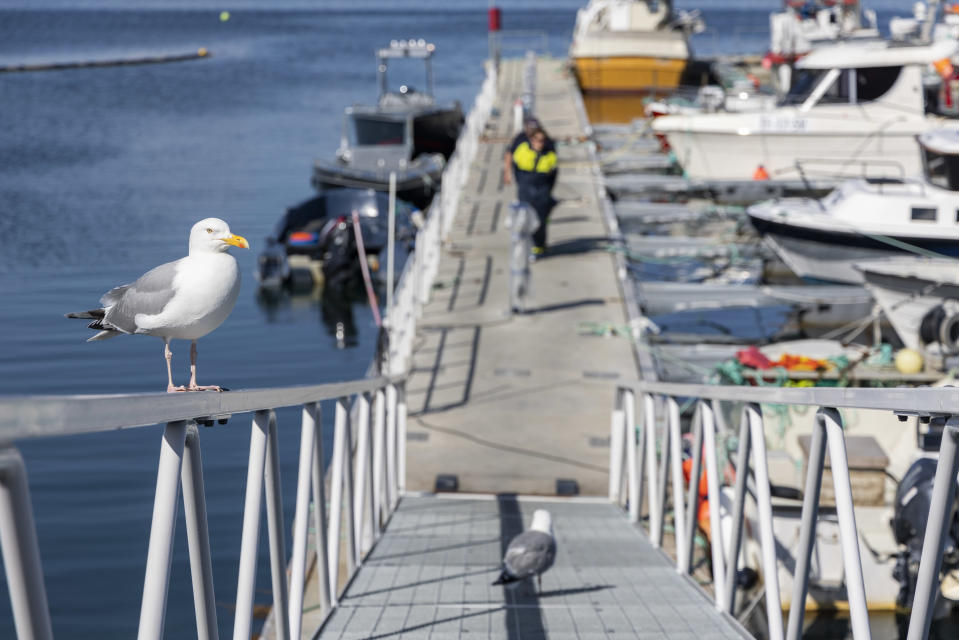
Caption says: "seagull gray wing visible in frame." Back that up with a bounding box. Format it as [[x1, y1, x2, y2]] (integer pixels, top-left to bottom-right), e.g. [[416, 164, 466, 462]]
[[101, 259, 181, 334], [504, 531, 556, 579]]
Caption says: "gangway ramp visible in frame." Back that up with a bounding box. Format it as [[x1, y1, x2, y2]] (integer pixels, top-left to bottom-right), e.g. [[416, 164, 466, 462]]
[[316, 495, 750, 639]]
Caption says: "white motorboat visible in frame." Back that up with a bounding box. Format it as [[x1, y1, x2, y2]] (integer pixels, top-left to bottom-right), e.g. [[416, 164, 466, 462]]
[[652, 38, 959, 182], [857, 255, 959, 364], [747, 129, 959, 284]]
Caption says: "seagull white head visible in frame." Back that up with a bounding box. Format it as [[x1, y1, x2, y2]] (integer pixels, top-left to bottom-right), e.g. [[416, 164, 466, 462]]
[[189, 217, 250, 255], [530, 509, 553, 536]]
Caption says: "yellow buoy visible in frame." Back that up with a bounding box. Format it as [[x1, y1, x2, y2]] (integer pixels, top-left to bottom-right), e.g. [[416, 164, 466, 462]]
[[219, 11, 230, 22], [197, 47, 209, 57], [894, 348, 924, 375]]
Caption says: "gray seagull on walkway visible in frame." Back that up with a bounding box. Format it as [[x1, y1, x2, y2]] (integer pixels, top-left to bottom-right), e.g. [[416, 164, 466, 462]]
[[493, 509, 556, 591]]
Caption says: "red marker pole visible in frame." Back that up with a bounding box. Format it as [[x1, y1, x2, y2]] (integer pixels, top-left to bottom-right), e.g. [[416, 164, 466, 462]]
[[488, 4, 501, 72]]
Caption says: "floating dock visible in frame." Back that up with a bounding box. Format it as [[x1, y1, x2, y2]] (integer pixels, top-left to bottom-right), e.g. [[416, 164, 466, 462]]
[[307, 56, 747, 639]]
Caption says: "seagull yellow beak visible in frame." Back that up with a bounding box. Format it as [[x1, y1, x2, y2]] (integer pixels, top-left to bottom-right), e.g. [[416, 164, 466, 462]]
[[222, 234, 250, 249]]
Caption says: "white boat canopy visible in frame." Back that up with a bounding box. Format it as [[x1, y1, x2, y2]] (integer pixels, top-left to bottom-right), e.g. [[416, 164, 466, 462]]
[[797, 39, 958, 70]]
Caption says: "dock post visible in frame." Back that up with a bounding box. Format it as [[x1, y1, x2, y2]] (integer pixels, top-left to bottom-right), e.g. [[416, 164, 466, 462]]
[[372, 388, 387, 535], [181, 424, 218, 640], [353, 393, 374, 556], [0, 446, 54, 640], [645, 394, 662, 547], [624, 388, 639, 522], [397, 382, 408, 497], [785, 409, 827, 640], [906, 418, 959, 640], [386, 384, 398, 509], [138, 420, 188, 640], [264, 413, 290, 640]]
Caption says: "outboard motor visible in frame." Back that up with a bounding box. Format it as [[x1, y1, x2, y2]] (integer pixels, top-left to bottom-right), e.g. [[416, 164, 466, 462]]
[[891, 423, 959, 609], [919, 300, 959, 358], [319, 216, 361, 288]]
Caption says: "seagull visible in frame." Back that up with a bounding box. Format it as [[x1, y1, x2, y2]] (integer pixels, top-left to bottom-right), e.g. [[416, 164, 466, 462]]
[[493, 509, 556, 591], [67, 218, 249, 392]]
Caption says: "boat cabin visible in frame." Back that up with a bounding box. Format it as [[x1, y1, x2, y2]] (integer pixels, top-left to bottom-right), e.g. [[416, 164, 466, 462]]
[[919, 129, 959, 191], [337, 107, 414, 170], [376, 39, 436, 110], [778, 39, 958, 115]]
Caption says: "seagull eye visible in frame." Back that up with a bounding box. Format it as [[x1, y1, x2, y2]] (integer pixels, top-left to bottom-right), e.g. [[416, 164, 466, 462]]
[[206, 228, 214, 234]]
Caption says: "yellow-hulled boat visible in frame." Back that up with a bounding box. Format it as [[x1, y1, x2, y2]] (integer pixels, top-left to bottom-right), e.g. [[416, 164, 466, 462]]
[[570, 0, 699, 94]]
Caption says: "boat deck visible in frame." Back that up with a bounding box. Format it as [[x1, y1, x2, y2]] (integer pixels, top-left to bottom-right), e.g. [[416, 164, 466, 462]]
[[317, 496, 749, 639]]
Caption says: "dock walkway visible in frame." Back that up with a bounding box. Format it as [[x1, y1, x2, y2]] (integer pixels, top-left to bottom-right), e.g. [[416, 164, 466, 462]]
[[311, 57, 749, 639], [403, 57, 638, 497], [318, 496, 748, 639]]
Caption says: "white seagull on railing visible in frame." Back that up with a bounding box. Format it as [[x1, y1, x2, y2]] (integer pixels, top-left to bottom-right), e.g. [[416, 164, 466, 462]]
[[67, 217, 249, 392], [493, 509, 556, 591]]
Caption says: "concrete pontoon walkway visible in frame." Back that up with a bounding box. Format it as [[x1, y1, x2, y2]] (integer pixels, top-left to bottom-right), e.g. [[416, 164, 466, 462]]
[[404, 58, 638, 496], [318, 496, 749, 639]]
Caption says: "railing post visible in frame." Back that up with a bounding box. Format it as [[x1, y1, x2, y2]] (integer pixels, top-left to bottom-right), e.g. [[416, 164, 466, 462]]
[[0, 446, 54, 640], [786, 408, 827, 640], [747, 404, 784, 640], [822, 407, 871, 640], [907, 417, 959, 640], [290, 404, 317, 639], [386, 384, 398, 510], [397, 381, 408, 498], [609, 387, 626, 503], [643, 394, 661, 545], [723, 407, 752, 615], [138, 420, 188, 640], [666, 397, 688, 574], [701, 400, 726, 609], [327, 398, 348, 606], [233, 410, 270, 640], [353, 392, 374, 556], [655, 396, 670, 547], [310, 404, 332, 617], [181, 424, 218, 640], [372, 388, 387, 535], [624, 389, 639, 522], [683, 404, 704, 575], [264, 413, 290, 640]]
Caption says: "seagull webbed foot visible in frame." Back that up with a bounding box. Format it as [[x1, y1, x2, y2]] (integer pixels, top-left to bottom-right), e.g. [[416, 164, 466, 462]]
[[188, 384, 223, 392]]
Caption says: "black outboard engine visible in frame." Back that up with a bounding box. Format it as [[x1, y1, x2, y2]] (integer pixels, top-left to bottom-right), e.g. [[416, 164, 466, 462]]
[[891, 424, 959, 609]]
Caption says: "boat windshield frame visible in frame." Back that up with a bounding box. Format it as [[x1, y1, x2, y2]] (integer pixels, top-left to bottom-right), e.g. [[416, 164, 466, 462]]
[[921, 145, 959, 191], [344, 110, 413, 151], [779, 65, 903, 110]]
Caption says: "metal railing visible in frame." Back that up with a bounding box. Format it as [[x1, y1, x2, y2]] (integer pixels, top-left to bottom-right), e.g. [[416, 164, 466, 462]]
[[608, 380, 959, 640], [0, 59, 501, 640], [0, 377, 406, 640]]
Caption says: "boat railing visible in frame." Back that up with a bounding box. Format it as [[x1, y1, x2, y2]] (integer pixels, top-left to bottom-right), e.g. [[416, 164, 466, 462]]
[[608, 379, 959, 640], [793, 157, 908, 190]]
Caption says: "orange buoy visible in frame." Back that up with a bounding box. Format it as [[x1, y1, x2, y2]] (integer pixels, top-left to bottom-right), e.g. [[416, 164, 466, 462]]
[[753, 164, 770, 180]]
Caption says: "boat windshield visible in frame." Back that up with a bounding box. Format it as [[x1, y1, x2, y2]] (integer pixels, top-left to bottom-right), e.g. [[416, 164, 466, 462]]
[[348, 115, 407, 147], [922, 146, 959, 191], [779, 66, 901, 107], [779, 69, 831, 106]]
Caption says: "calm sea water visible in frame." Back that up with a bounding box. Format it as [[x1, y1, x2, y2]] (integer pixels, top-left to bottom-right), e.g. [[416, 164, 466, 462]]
[[0, 1, 942, 639]]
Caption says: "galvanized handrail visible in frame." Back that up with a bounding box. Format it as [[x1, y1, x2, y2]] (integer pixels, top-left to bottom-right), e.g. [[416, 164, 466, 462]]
[[609, 380, 959, 640]]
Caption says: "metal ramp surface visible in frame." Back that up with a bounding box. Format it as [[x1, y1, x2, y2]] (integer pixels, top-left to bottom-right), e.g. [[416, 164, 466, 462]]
[[316, 495, 749, 639]]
